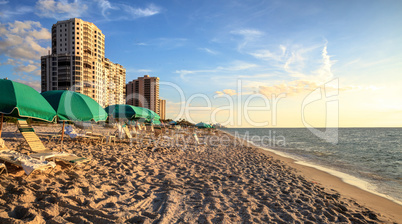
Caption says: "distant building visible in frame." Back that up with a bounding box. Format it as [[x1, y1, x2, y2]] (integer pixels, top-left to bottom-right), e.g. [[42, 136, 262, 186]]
[[126, 75, 160, 115], [40, 18, 125, 107], [159, 99, 166, 120]]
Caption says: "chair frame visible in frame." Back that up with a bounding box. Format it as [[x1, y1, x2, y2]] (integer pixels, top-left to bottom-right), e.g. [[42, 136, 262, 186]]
[[16, 120, 90, 168]]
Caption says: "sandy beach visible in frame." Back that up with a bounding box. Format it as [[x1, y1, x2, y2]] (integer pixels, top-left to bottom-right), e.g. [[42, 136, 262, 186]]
[[0, 123, 400, 223]]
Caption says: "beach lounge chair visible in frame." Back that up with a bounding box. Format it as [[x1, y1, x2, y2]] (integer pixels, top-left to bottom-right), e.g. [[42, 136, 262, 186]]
[[193, 133, 206, 146], [120, 125, 139, 146], [123, 125, 133, 139], [64, 125, 101, 142], [0, 148, 55, 177], [0, 163, 7, 176], [16, 120, 90, 167]]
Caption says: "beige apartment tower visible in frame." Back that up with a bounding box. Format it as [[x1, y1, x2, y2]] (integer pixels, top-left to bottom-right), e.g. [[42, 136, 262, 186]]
[[126, 75, 160, 115], [159, 99, 166, 120], [41, 18, 125, 107]]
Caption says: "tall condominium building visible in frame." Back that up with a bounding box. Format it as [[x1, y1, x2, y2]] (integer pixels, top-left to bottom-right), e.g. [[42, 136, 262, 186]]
[[159, 99, 166, 120], [126, 75, 160, 115], [40, 18, 125, 107]]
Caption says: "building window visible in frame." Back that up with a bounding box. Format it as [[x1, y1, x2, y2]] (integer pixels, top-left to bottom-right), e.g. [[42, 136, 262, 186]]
[[60, 44, 62, 46], [77, 47, 79, 49], [65, 48, 67, 51]]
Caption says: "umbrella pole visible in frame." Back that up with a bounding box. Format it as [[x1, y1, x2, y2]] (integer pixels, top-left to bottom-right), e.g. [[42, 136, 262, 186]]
[[60, 121, 65, 151], [0, 113, 3, 138]]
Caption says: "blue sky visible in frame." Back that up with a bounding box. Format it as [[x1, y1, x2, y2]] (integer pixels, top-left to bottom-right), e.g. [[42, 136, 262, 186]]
[[1, 0, 401, 127]]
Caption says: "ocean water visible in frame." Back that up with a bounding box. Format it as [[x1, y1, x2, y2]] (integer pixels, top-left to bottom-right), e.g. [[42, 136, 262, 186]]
[[224, 128, 402, 205]]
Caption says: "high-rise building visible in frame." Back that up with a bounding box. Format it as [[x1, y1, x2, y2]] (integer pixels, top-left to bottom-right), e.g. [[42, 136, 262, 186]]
[[40, 18, 125, 107], [159, 99, 166, 120], [126, 75, 160, 115]]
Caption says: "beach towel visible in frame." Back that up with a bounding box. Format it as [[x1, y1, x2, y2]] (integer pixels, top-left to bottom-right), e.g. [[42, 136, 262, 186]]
[[65, 125, 86, 138], [0, 150, 56, 175]]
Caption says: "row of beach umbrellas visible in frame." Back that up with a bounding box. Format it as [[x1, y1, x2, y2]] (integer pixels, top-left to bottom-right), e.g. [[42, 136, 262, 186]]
[[0, 79, 161, 138], [168, 120, 213, 129]]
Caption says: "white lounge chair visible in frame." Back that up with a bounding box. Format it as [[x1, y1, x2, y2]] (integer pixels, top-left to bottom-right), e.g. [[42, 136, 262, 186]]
[[0, 163, 7, 176], [17, 121, 90, 167], [0, 149, 56, 177]]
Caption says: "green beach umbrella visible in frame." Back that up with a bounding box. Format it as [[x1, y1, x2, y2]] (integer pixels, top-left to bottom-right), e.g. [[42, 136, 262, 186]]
[[41, 90, 107, 144], [144, 108, 160, 121], [0, 79, 57, 137], [41, 90, 107, 122], [105, 104, 149, 120], [195, 122, 212, 129], [143, 108, 160, 125]]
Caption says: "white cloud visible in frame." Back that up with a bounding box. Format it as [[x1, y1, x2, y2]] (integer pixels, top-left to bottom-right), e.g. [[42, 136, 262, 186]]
[[15, 64, 38, 73], [93, 1, 161, 21], [0, 5, 33, 19], [199, 47, 218, 55], [231, 29, 264, 37], [219, 61, 258, 71], [249, 46, 286, 62], [230, 28, 264, 51], [124, 3, 161, 18], [0, 21, 50, 61], [138, 37, 187, 49], [126, 68, 152, 73], [14, 79, 41, 91], [176, 61, 258, 80], [0, 21, 49, 80], [0, 58, 17, 65], [35, 0, 88, 19], [255, 44, 376, 98], [259, 80, 320, 97], [97, 0, 118, 18], [215, 89, 237, 96]]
